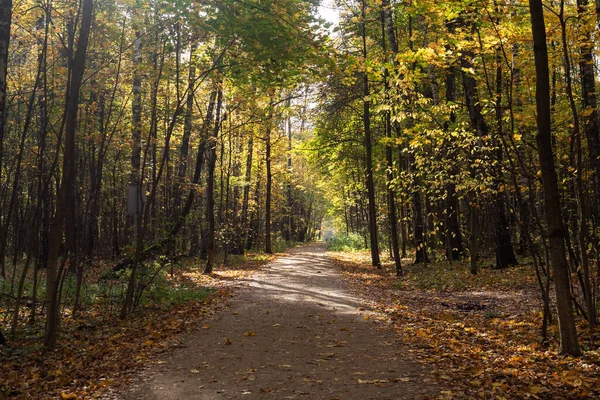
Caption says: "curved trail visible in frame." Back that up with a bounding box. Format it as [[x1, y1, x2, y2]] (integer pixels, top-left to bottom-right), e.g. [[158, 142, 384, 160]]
[[114, 244, 436, 399]]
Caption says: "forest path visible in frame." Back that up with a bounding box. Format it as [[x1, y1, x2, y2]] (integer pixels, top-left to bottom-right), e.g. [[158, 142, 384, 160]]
[[112, 243, 435, 399]]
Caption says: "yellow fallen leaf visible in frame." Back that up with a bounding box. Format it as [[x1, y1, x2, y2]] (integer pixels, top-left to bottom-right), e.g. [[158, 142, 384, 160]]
[[61, 393, 77, 400], [244, 331, 256, 337], [190, 369, 200, 373], [528, 385, 548, 394], [201, 324, 211, 329], [224, 338, 232, 345]]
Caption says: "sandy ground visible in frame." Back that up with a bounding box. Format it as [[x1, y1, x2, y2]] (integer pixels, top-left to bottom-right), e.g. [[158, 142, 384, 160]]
[[102, 243, 438, 399]]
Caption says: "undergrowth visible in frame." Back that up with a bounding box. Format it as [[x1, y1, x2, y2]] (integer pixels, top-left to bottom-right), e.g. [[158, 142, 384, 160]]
[[0, 250, 275, 399], [326, 233, 366, 251]]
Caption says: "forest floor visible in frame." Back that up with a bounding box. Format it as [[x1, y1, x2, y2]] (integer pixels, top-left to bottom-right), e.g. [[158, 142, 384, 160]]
[[96, 243, 439, 400], [0, 252, 274, 399], [5, 244, 600, 399], [329, 250, 600, 399]]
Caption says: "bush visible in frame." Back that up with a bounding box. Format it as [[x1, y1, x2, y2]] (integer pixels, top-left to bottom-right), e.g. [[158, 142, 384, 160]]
[[327, 233, 366, 251]]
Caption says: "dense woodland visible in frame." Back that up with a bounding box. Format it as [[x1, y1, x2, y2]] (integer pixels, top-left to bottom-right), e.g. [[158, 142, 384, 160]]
[[0, 0, 599, 378]]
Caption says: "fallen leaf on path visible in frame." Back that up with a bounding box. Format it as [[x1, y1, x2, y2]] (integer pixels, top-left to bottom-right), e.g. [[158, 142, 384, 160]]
[[358, 379, 392, 384], [61, 393, 77, 400], [224, 338, 232, 345], [243, 331, 256, 337]]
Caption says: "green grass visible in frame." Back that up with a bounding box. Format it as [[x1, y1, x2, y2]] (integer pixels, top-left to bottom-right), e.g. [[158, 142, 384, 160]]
[[327, 233, 366, 251]]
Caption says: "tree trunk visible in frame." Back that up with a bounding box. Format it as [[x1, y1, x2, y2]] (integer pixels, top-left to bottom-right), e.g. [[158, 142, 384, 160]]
[[265, 108, 273, 254], [443, 41, 463, 260], [362, 0, 380, 267], [528, 0, 581, 356], [44, 0, 93, 349], [204, 85, 223, 273], [242, 136, 253, 250], [0, 0, 11, 281], [381, 2, 401, 275]]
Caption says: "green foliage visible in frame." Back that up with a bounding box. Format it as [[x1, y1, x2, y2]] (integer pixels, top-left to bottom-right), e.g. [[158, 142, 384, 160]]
[[327, 233, 366, 251], [145, 279, 212, 307]]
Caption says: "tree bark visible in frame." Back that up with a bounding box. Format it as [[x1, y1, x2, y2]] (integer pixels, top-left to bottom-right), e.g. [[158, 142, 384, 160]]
[[44, 0, 93, 349], [362, 0, 380, 267], [528, 0, 581, 356], [0, 0, 11, 281], [381, 2, 401, 275], [265, 106, 273, 254], [204, 84, 223, 273]]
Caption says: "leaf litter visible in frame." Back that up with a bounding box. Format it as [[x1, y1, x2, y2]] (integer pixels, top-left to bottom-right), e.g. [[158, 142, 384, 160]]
[[329, 250, 600, 399]]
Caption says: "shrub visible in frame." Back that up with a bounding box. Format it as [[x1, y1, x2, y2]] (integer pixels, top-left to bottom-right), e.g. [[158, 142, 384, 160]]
[[327, 233, 366, 251]]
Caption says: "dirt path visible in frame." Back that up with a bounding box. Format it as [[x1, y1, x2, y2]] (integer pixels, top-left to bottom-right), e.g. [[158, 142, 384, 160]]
[[107, 244, 436, 399]]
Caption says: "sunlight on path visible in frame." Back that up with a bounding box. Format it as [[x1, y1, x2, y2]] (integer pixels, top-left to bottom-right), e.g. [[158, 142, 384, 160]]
[[106, 244, 436, 399]]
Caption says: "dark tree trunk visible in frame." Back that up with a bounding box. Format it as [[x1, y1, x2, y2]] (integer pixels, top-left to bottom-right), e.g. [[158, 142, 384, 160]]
[[204, 85, 223, 273], [528, 0, 581, 356], [284, 101, 293, 242], [362, 0, 380, 267], [381, 3, 401, 275], [241, 136, 253, 250], [492, 51, 516, 269], [265, 116, 273, 254], [44, 0, 93, 349], [0, 0, 11, 281], [173, 41, 197, 218], [411, 180, 428, 264], [442, 23, 463, 260]]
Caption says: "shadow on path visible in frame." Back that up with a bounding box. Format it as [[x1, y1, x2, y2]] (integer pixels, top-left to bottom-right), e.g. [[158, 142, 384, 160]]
[[109, 243, 437, 400]]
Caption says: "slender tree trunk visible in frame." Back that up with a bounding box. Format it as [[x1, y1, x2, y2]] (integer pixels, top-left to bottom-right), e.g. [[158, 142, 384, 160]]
[[380, 4, 401, 275], [174, 41, 196, 217], [361, 0, 380, 267], [443, 40, 463, 260], [265, 107, 273, 254], [44, 0, 93, 349], [128, 28, 142, 247], [528, 0, 581, 356], [242, 136, 253, 250], [285, 99, 293, 242], [204, 84, 223, 273], [0, 0, 11, 281]]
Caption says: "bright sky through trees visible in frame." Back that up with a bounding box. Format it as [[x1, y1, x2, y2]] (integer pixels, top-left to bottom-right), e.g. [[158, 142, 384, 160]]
[[318, 0, 340, 28]]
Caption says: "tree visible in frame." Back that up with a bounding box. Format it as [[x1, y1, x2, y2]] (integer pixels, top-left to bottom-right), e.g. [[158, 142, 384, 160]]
[[528, 0, 580, 356], [45, 0, 94, 349]]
